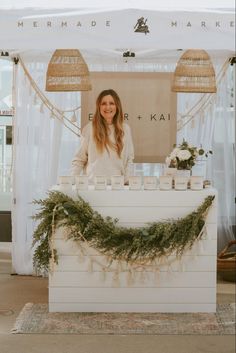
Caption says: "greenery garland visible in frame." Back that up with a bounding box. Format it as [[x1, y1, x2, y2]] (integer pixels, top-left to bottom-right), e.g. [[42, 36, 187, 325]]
[[32, 191, 215, 273]]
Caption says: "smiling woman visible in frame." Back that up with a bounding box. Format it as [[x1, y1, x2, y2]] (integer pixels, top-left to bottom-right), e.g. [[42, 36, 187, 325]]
[[71, 89, 134, 184]]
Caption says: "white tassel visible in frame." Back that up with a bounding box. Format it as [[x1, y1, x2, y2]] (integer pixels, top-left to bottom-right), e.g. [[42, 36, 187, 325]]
[[106, 256, 113, 269], [202, 231, 207, 240], [70, 111, 77, 123], [139, 270, 146, 283], [33, 93, 38, 105], [87, 258, 93, 272], [40, 103, 44, 113], [200, 111, 204, 124], [199, 241, 204, 253], [112, 271, 120, 287], [28, 84, 32, 96], [179, 261, 185, 272], [77, 251, 85, 263], [126, 269, 134, 286], [117, 261, 123, 272], [167, 263, 172, 273], [144, 271, 149, 281], [177, 119, 183, 130], [100, 268, 107, 281], [154, 268, 160, 284], [50, 110, 54, 119]]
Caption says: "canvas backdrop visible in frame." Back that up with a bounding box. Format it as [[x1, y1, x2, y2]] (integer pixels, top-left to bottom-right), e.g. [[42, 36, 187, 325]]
[[81, 72, 177, 163]]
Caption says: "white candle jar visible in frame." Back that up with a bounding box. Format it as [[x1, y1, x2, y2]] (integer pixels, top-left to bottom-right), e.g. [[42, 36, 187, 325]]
[[144, 176, 157, 190], [176, 169, 191, 180], [111, 175, 124, 190], [164, 167, 177, 178], [159, 176, 172, 190], [129, 176, 142, 190], [75, 175, 88, 190], [174, 176, 188, 191], [58, 176, 74, 192], [58, 176, 74, 185], [94, 175, 107, 190], [190, 176, 203, 190]]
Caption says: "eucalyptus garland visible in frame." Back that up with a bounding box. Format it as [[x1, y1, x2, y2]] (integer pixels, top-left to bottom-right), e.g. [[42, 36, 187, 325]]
[[32, 190, 215, 273]]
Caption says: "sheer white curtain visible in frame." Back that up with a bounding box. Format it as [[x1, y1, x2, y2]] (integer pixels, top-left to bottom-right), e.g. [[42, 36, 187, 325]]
[[11, 53, 80, 274], [177, 62, 235, 252], [11, 53, 235, 274]]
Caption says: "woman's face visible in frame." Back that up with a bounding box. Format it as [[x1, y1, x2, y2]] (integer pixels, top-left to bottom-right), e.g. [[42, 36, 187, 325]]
[[99, 95, 117, 125]]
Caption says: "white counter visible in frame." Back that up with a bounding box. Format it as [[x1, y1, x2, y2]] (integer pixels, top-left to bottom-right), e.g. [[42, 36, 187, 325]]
[[49, 186, 217, 313]]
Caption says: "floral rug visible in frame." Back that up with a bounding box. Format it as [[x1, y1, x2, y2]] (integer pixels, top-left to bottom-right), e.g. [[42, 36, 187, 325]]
[[12, 303, 235, 335]]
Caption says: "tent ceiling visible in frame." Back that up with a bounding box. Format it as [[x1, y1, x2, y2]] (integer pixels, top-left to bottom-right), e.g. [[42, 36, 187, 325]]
[[5, 49, 233, 68]]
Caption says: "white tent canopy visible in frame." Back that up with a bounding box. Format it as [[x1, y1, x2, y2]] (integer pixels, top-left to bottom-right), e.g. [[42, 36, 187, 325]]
[[0, 1, 235, 50], [0, 0, 235, 10]]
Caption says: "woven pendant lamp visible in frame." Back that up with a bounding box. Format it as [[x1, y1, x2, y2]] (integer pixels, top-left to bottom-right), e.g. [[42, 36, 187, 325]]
[[172, 50, 217, 93], [46, 49, 92, 92]]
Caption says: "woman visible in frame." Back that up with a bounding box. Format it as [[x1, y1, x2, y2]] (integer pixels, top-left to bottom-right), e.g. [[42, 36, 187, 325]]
[[71, 89, 134, 184]]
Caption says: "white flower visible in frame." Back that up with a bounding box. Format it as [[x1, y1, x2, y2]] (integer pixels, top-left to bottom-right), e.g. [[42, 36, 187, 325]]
[[165, 156, 172, 166], [170, 148, 180, 159], [177, 149, 192, 161]]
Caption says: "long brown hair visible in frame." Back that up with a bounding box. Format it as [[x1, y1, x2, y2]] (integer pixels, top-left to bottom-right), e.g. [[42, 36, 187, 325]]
[[92, 89, 124, 157]]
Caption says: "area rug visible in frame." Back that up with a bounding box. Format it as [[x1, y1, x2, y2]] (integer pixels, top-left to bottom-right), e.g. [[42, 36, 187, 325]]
[[12, 303, 235, 335]]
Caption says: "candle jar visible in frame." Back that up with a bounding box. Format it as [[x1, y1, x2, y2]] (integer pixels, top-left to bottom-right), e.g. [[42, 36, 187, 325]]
[[129, 176, 142, 190], [176, 169, 191, 179], [174, 176, 188, 191], [75, 175, 88, 190], [164, 167, 177, 178], [58, 176, 74, 192], [94, 175, 107, 190], [111, 175, 124, 190], [190, 176, 203, 190], [159, 176, 172, 190], [58, 176, 74, 184], [144, 176, 157, 190]]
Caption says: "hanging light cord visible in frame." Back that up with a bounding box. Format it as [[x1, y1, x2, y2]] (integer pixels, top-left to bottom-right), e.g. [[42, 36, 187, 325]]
[[177, 58, 230, 131], [18, 56, 81, 137]]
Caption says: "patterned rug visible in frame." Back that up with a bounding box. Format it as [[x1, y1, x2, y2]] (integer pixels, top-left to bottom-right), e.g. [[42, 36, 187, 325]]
[[12, 303, 235, 335]]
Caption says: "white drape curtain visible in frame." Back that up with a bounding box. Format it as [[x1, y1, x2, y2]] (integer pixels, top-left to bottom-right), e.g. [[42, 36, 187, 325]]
[[11, 53, 235, 274], [11, 54, 80, 274], [177, 63, 235, 252]]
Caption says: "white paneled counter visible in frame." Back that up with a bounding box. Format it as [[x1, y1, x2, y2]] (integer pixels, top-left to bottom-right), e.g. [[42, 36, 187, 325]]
[[49, 186, 217, 313]]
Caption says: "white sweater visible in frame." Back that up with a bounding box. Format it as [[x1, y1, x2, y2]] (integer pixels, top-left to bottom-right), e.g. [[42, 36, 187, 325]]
[[71, 122, 134, 183]]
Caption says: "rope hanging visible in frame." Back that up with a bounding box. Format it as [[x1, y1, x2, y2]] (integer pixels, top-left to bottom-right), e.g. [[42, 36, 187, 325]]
[[177, 58, 230, 131], [18, 56, 81, 137]]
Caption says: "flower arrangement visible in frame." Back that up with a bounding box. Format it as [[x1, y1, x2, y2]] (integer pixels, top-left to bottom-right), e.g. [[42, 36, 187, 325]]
[[165, 140, 212, 170]]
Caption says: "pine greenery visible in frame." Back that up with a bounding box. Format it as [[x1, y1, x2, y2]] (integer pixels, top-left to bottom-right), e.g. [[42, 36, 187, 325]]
[[32, 191, 215, 273]]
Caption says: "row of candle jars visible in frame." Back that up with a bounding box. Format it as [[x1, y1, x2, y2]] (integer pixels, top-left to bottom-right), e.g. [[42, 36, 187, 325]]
[[58, 175, 204, 191]]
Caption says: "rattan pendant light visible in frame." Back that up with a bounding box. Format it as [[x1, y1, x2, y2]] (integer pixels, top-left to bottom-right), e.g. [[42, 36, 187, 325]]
[[172, 49, 217, 93], [46, 49, 92, 92]]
